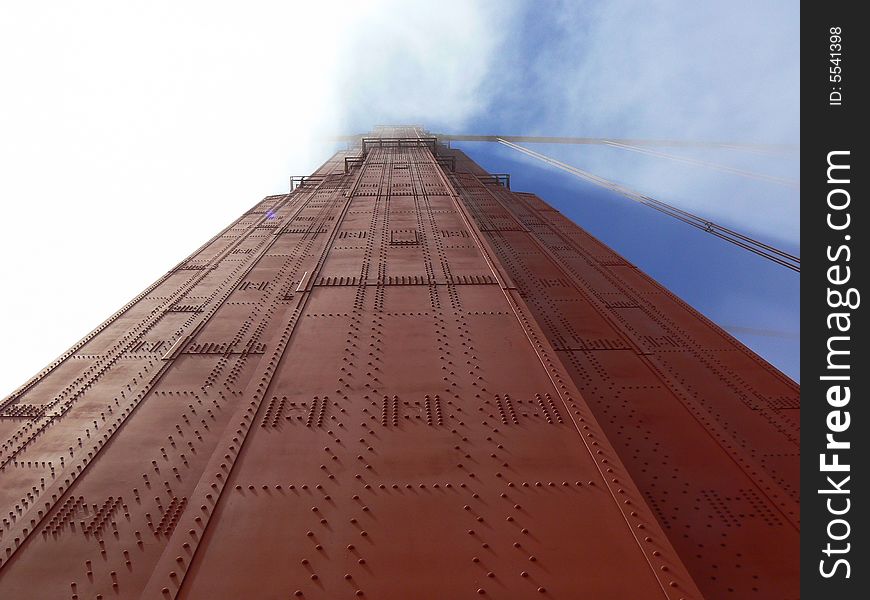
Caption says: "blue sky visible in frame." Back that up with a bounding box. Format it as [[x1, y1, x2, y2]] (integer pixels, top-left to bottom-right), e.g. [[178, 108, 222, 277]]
[[0, 0, 799, 397]]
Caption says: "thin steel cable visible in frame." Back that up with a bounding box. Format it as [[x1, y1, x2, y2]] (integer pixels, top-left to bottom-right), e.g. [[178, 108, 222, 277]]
[[601, 140, 799, 189], [433, 134, 799, 155], [496, 138, 799, 273]]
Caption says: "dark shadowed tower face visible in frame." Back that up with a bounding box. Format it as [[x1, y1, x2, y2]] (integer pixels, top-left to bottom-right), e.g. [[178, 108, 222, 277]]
[[0, 126, 797, 599]]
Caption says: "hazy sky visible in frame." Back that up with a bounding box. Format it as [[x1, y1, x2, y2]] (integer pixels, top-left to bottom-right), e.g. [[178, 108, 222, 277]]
[[0, 0, 799, 398]]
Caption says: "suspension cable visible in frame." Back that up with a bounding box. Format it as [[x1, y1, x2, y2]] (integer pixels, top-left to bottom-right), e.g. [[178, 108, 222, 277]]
[[495, 138, 800, 273], [601, 140, 799, 189], [432, 134, 799, 155]]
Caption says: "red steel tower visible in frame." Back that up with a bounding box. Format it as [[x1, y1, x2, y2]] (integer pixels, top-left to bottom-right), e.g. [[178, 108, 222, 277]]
[[0, 127, 798, 599]]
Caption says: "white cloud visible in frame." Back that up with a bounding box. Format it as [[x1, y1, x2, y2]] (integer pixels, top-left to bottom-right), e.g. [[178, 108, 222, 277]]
[[0, 0, 511, 397], [331, 0, 511, 131]]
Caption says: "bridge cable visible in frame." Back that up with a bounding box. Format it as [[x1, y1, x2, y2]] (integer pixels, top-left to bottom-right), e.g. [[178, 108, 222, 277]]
[[600, 140, 799, 189], [495, 138, 800, 273]]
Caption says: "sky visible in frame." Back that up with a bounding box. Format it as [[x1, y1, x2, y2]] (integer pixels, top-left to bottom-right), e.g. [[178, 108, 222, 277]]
[[0, 0, 800, 399]]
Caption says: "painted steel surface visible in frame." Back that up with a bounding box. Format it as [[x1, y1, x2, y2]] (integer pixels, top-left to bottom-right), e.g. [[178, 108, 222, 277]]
[[0, 127, 796, 599], [448, 148, 800, 599]]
